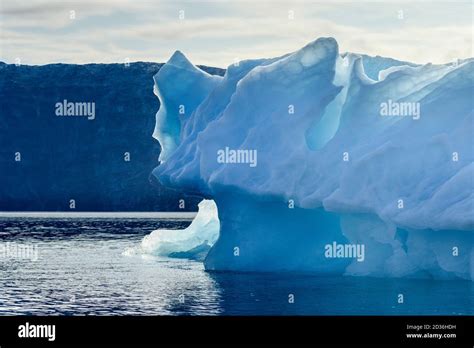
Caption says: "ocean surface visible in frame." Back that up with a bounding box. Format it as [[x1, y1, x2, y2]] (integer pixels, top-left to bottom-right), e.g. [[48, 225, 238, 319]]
[[0, 217, 472, 316]]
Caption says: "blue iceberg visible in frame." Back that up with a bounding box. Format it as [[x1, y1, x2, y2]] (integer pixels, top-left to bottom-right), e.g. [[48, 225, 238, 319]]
[[124, 199, 219, 261], [151, 37, 473, 280]]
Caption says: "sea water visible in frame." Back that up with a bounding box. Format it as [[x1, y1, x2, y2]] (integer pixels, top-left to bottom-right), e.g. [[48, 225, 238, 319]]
[[0, 217, 472, 315]]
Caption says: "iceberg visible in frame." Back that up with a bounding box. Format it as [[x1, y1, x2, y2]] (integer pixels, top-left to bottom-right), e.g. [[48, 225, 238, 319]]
[[151, 37, 473, 280], [124, 199, 219, 261]]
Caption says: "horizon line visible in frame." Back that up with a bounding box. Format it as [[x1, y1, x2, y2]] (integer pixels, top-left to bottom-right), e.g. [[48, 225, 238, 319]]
[[0, 211, 197, 219]]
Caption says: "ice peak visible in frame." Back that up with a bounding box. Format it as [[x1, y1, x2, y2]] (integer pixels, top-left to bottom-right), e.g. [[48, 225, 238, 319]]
[[295, 37, 338, 67], [167, 50, 196, 71]]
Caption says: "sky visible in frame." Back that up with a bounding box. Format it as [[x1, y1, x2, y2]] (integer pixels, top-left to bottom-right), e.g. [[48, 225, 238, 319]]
[[0, 0, 472, 68]]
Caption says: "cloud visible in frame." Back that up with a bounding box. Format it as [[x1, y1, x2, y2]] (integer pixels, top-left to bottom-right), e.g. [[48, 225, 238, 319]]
[[0, 0, 472, 67]]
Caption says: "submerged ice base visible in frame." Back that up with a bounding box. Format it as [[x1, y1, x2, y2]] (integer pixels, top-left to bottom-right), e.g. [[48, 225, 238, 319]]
[[151, 37, 473, 280], [206, 193, 472, 280]]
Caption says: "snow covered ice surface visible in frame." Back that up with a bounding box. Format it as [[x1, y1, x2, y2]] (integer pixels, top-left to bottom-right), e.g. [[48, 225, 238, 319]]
[[150, 37, 473, 280]]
